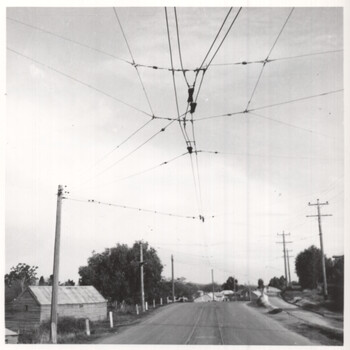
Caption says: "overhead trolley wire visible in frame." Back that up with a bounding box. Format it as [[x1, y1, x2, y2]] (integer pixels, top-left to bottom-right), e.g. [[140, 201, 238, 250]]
[[164, 7, 189, 145], [65, 196, 198, 220], [7, 16, 132, 65], [7, 47, 152, 117], [70, 119, 155, 190], [79, 151, 189, 190], [248, 111, 335, 139], [245, 8, 294, 111], [248, 89, 343, 112], [195, 89, 343, 122], [112, 8, 155, 117], [211, 49, 343, 67], [194, 7, 243, 103], [77, 119, 177, 187], [174, 7, 190, 88]]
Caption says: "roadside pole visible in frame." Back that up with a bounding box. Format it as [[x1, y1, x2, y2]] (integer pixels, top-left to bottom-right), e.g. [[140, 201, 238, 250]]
[[50, 185, 64, 344], [307, 199, 332, 300], [171, 255, 175, 302], [211, 269, 215, 301], [140, 243, 145, 312]]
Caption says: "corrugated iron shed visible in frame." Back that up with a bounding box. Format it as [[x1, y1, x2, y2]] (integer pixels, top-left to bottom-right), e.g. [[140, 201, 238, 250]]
[[28, 286, 106, 305]]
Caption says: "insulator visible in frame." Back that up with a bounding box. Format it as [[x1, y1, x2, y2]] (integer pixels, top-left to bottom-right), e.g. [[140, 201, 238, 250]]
[[187, 87, 194, 103], [187, 146, 193, 154], [190, 102, 197, 114]]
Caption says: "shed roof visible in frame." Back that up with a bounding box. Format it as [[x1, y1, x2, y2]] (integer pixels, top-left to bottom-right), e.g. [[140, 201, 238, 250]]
[[28, 286, 107, 305]]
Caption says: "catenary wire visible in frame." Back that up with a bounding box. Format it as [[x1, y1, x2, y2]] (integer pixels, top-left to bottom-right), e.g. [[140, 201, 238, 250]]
[[164, 7, 190, 144], [248, 89, 343, 112], [70, 119, 154, 190], [174, 7, 190, 88], [248, 111, 335, 140], [194, 8, 242, 103], [112, 8, 155, 116], [78, 119, 176, 187], [65, 196, 198, 220], [7, 16, 132, 65], [10, 16, 340, 76], [77, 151, 189, 191], [245, 8, 294, 111], [7, 47, 152, 117], [195, 89, 343, 121]]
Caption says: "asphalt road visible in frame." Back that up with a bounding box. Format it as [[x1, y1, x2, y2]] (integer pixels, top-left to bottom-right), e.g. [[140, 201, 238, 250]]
[[97, 302, 313, 345]]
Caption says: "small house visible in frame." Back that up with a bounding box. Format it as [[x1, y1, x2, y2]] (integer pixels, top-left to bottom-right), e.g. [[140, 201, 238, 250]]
[[6, 286, 107, 329]]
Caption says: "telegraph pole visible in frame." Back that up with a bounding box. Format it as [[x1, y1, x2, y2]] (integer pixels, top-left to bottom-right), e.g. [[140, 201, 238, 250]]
[[171, 255, 175, 302], [50, 185, 64, 344], [286, 249, 293, 286], [211, 269, 215, 301], [140, 243, 145, 312], [307, 199, 332, 300], [276, 232, 292, 285]]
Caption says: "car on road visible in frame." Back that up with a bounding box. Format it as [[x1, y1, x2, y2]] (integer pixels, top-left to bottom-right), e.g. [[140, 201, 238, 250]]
[[176, 296, 189, 302]]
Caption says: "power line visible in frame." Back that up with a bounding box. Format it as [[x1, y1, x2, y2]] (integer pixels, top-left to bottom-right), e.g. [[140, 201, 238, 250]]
[[194, 7, 243, 103], [195, 89, 343, 121], [79, 120, 176, 185], [112, 8, 155, 117], [196, 149, 340, 161], [245, 8, 294, 111], [174, 7, 190, 88], [248, 89, 343, 112], [164, 7, 189, 144], [7, 47, 152, 117], [210, 49, 343, 67], [248, 111, 335, 140], [65, 196, 198, 220], [7, 16, 132, 65], [198, 8, 233, 71], [79, 151, 189, 190]]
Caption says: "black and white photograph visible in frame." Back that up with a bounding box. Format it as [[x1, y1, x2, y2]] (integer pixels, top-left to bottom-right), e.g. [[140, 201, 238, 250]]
[[2, 1, 347, 346]]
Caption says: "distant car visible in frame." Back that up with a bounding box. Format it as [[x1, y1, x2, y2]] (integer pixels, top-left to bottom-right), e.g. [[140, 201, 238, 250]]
[[176, 297, 188, 302]]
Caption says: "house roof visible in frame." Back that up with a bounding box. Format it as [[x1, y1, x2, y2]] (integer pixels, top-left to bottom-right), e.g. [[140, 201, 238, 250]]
[[28, 286, 107, 305]]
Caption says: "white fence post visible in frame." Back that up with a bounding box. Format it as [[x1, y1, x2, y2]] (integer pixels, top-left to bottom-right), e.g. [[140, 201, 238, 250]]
[[109, 311, 113, 328], [136, 304, 139, 315], [153, 299, 155, 308], [145, 301, 148, 311], [85, 319, 90, 336], [160, 297, 163, 305]]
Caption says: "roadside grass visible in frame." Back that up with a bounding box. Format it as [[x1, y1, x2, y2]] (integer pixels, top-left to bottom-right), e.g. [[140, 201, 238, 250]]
[[282, 289, 344, 318], [18, 304, 168, 344]]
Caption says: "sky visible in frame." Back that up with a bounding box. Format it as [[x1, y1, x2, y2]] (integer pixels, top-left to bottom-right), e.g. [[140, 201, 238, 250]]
[[4, 6, 345, 286]]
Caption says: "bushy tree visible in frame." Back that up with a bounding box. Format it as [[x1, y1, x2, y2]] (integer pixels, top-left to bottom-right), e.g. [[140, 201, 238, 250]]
[[79, 241, 163, 304], [295, 245, 332, 289], [5, 263, 38, 292], [62, 279, 75, 286], [222, 276, 238, 291], [269, 276, 286, 290]]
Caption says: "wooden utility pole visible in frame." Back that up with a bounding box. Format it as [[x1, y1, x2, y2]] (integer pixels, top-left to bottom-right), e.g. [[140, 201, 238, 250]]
[[276, 231, 292, 285], [50, 185, 64, 344], [211, 269, 215, 301], [171, 255, 175, 302], [286, 249, 293, 286], [307, 199, 332, 300], [140, 243, 145, 312]]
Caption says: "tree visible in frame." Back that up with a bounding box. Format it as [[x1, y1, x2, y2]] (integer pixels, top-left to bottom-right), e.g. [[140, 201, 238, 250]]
[[79, 241, 163, 304], [5, 263, 38, 293], [295, 245, 332, 289], [269, 276, 286, 290], [62, 279, 75, 286], [222, 276, 238, 292], [38, 276, 46, 286]]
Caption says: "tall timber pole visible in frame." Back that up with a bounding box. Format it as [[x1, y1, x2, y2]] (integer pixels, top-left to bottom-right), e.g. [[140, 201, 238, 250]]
[[140, 242, 145, 312], [50, 185, 64, 344]]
